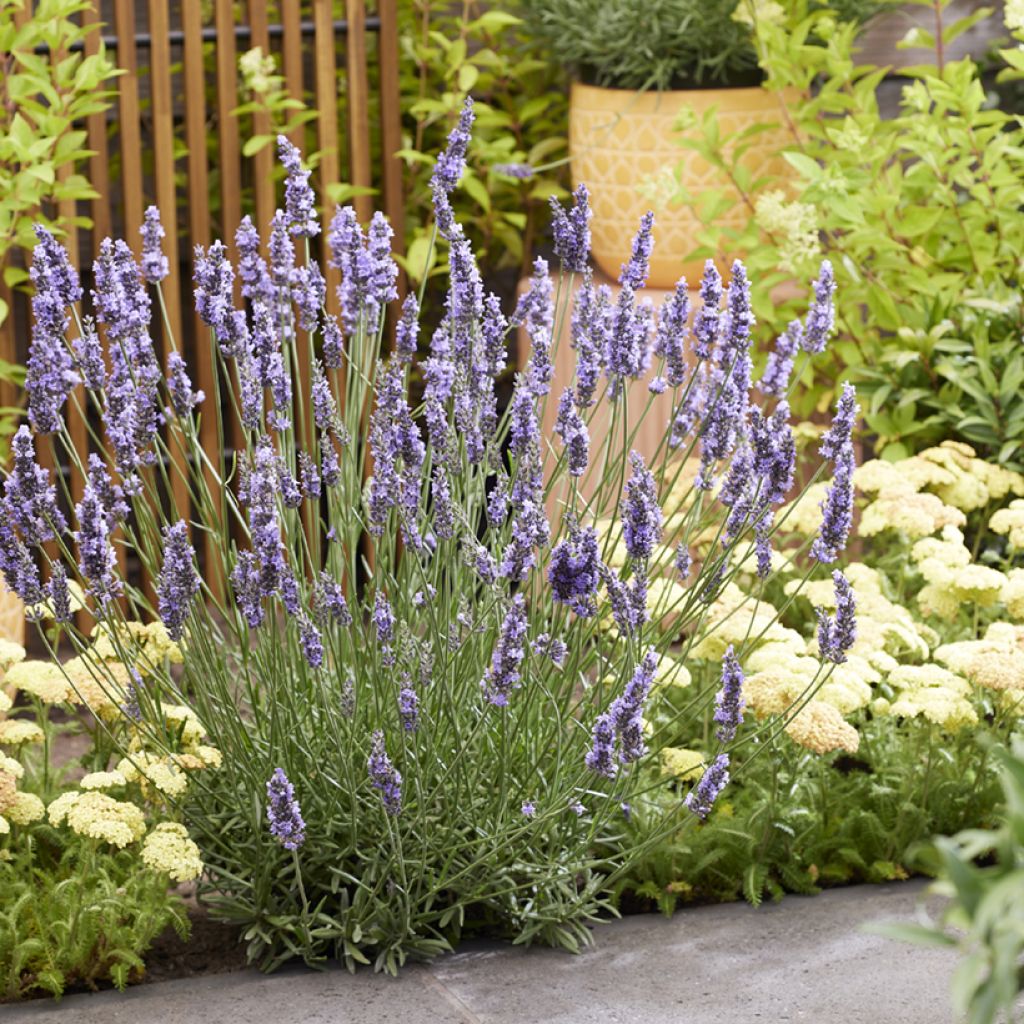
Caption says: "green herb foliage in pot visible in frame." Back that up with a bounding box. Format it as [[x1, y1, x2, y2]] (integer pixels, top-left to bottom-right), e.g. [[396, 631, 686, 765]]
[[521, 0, 882, 287]]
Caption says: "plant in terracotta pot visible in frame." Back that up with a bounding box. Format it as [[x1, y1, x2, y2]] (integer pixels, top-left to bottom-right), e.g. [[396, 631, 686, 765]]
[[522, 0, 882, 287]]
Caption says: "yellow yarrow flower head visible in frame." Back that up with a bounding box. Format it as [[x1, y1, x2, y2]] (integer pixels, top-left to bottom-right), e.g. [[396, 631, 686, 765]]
[[853, 459, 918, 498], [1003, 569, 1024, 621], [47, 791, 80, 826], [934, 623, 1024, 692], [859, 492, 966, 539], [64, 791, 146, 848], [0, 719, 44, 747], [0, 690, 10, 716], [79, 770, 128, 791], [62, 656, 132, 719], [785, 701, 860, 755], [116, 752, 189, 797], [990, 500, 1024, 551], [141, 822, 204, 882], [0, 770, 16, 814], [660, 747, 706, 782], [6, 791, 44, 825], [0, 640, 25, 676], [0, 754, 23, 780], [4, 661, 72, 704], [653, 654, 692, 692]]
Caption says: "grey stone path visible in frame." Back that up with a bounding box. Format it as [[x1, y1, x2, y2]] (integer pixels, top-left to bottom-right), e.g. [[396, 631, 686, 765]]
[[5, 880, 959, 1024]]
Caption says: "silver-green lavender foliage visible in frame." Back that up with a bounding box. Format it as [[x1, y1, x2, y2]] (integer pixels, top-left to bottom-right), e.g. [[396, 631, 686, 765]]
[[10, 101, 857, 971]]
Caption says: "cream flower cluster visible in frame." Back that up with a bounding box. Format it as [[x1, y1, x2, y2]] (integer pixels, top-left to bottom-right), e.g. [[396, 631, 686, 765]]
[[140, 822, 204, 882], [990, 500, 1024, 551], [873, 664, 978, 732], [754, 190, 821, 273], [0, 753, 44, 834], [785, 701, 860, 755], [935, 622, 1024, 694]]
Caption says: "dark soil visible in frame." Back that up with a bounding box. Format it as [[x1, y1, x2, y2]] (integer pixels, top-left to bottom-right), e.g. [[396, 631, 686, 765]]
[[138, 902, 249, 987]]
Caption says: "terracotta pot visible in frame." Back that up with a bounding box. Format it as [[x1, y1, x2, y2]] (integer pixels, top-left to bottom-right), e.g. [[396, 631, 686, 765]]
[[569, 81, 799, 288]]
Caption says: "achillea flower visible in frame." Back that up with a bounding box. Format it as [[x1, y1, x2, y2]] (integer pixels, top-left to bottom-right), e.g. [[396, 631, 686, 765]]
[[554, 388, 589, 477], [277, 135, 319, 237], [692, 261, 722, 360], [758, 320, 802, 397], [157, 520, 199, 642], [712, 646, 745, 743], [482, 594, 528, 706], [785, 701, 859, 755], [685, 753, 730, 819], [621, 452, 663, 562], [550, 184, 591, 273], [620, 211, 655, 291], [801, 260, 836, 354], [141, 822, 203, 882], [653, 280, 689, 388], [140, 206, 170, 283], [266, 768, 306, 849], [62, 791, 147, 848], [4, 426, 66, 545], [368, 730, 402, 815], [166, 351, 205, 416]]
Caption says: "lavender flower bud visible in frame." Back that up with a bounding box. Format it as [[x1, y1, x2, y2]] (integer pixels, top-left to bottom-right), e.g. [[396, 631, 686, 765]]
[[481, 594, 528, 707], [166, 351, 205, 416], [692, 261, 722, 361], [758, 320, 802, 398], [802, 260, 836, 354], [4, 426, 66, 545], [554, 388, 589, 477], [266, 768, 306, 849], [818, 570, 857, 664], [548, 521, 601, 617], [653, 279, 689, 388], [713, 646, 745, 743], [550, 183, 591, 274], [395, 293, 420, 363], [398, 681, 419, 732], [431, 96, 474, 196], [686, 753, 730, 819], [621, 451, 662, 562], [277, 135, 320, 237], [157, 520, 200, 642], [314, 570, 351, 627], [140, 206, 169, 283], [619, 211, 654, 291], [368, 730, 402, 815]]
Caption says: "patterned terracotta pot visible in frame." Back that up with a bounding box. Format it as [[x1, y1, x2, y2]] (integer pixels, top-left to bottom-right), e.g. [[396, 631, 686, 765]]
[[569, 81, 799, 288]]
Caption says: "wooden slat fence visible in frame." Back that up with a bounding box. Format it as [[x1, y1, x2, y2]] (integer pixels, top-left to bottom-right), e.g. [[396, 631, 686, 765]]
[[1, 0, 403, 597]]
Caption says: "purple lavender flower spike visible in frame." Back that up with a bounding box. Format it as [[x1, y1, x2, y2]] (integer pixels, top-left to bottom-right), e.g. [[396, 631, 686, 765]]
[[26, 232, 79, 433], [431, 465, 456, 540], [398, 681, 419, 732], [605, 290, 653, 394], [373, 592, 396, 664], [432, 96, 474, 195], [619, 211, 655, 291], [686, 753, 730, 819], [157, 520, 200, 642], [322, 314, 344, 369], [0, 522, 44, 606], [298, 451, 321, 500], [609, 649, 658, 764], [494, 162, 534, 179], [4, 426, 66, 545], [554, 388, 589, 477], [75, 474, 122, 608], [721, 260, 754, 363], [193, 241, 236, 348], [758, 320, 802, 398], [692, 261, 722, 361], [47, 563, 72, 624], [818, 570, 857, 664], [550, 183, 591, 274], [487, 471, 509, 528], [653, 279, 689, 388], [267, 768, 306, 849], [231, 551, 265, 628], [368, 731, 403, 815], [521, 800, 536, 819], [236, 215, 274, 306], [802, 260, 836, 354], [298, 614, 324, 668], [166, 351, 205, 416], [367, 212, 399, 314], [585, 712, 617, 778], [570, 275, 609, 409], [73, 320, 106, 391], [311, 360, 337, 432], [818, 382, 858, 462], [277, 135, 319, 237], [548, 521, 601, 617], [321, 433, 341, 487], [713, 646, 745, 743], [621, 451, 662, 562], [291, 262, 326, 334], [674, 544, 691, 580], [138, 206, 170, 284], [314, 570, 352, 627], [395, 293, 420, 363], [481, 594, 528, 707], [508, 376, 539, 457]]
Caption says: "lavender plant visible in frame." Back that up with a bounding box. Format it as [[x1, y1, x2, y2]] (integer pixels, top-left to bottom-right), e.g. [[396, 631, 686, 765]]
[[7, 103, 857, 972]]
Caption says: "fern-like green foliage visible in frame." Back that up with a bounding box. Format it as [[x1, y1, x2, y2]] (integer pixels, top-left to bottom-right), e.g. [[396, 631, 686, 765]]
[[0, 826, 188, 1000]]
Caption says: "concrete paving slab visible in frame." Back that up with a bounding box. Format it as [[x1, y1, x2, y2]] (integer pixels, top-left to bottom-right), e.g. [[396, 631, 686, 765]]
[[3, 880, 958, 1024]]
